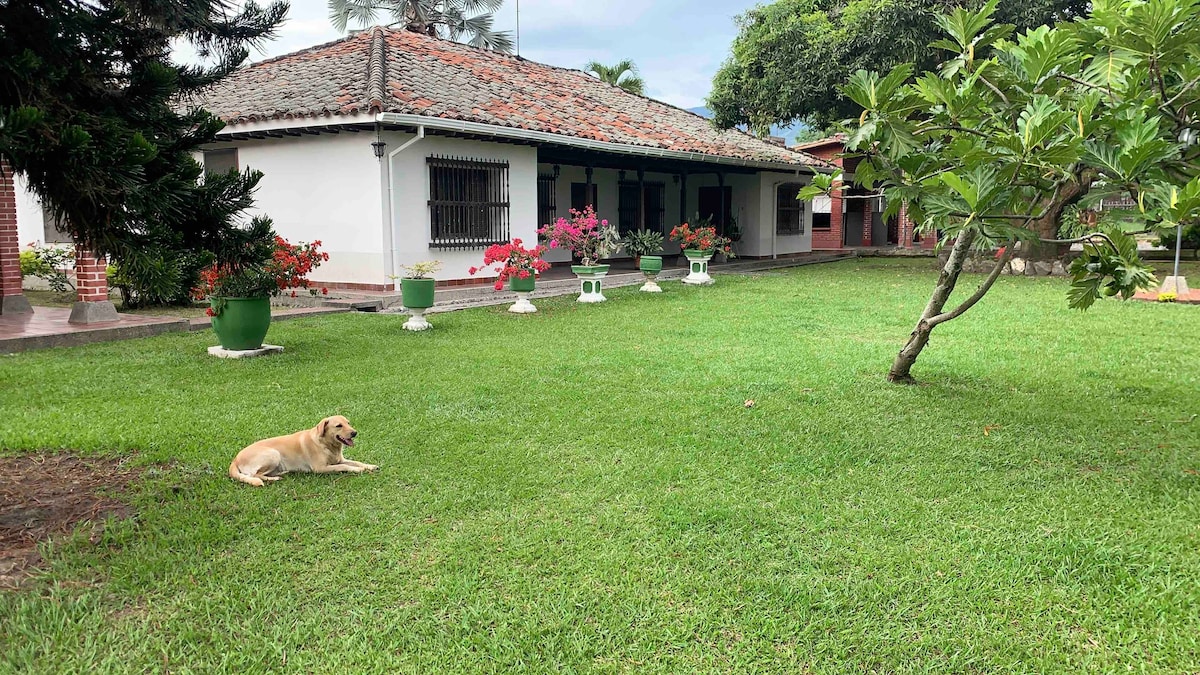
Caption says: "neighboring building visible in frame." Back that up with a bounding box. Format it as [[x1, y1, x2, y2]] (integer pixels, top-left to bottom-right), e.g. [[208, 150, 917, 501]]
[[190, 27, 833, 289], [792, 135, 936, 251]]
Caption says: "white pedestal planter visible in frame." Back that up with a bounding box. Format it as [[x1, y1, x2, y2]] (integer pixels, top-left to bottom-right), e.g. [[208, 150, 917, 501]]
[[572, 265, 609, 303], [509, 292, 538, 313], [639, 255, 663, 293], [682, 251, 714, 285], [640, 279, 663, 293], [402, 308, 432, 331]]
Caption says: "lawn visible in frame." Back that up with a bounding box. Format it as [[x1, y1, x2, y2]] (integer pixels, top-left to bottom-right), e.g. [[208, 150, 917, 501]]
[[1, 258, 1197, 673]]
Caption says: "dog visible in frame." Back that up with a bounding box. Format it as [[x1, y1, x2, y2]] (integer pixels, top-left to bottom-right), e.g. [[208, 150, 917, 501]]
[[228, 415, 378, 487]]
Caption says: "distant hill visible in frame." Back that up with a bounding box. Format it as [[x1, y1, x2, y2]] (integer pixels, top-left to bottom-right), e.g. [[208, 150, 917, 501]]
[[687, 106, 806, 145]]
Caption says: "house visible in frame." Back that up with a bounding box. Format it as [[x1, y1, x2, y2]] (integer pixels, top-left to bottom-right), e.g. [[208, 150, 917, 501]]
[[189, 26, 832, 289], [791, 135, 935, 251]]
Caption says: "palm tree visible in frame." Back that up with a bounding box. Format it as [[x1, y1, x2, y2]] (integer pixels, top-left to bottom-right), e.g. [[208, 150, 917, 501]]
[[328, 0, 515, 53], [585, 59, 646, 96]]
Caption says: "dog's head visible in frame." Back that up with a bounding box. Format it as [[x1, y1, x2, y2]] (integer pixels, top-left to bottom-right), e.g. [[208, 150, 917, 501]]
[[316, 415, 358, 448]]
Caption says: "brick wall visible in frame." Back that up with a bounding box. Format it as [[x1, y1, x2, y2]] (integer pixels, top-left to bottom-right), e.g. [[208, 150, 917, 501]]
[[0, 161, 22, 299], [74, 247, 109, 302]]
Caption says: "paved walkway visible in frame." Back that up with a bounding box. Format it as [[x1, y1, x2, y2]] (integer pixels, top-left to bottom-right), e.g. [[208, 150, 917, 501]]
[[0, 307, 188, 354]]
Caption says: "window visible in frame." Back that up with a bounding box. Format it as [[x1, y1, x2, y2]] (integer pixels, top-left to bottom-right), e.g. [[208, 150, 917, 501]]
[[427, 155, 510, 249], [40, 204, 71, 244], [698, 186, 733, 233], [811, 194, 832, 231], [571, 182, 598, 212], [617, 182, 666, 235], [776, 184, 805, 235], [203, 149, 238, 175], [537, 174, 557, 227]]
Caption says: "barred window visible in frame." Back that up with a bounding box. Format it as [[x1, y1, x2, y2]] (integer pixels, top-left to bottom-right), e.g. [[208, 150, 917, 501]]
[[776, 184, 805, 235], [537, 174, 557, 227], [617, 181, 666, 235], [811, 195, 832, 231], [428, 156, 510, 249]]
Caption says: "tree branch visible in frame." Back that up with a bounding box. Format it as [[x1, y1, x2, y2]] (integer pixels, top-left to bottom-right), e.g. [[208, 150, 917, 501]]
[[927, 240, 1016, 328]]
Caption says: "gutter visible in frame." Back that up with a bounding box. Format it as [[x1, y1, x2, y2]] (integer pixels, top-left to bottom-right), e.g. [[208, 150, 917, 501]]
[[375, 113, 827, 174], [384, 126, 426, 284]]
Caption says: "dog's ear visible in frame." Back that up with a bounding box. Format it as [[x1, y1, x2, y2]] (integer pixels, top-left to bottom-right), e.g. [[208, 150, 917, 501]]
[[317, 418, 329, 436]]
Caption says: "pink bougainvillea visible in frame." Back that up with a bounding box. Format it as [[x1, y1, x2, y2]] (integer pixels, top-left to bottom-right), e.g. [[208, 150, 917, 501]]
[[537, 206, 620, 266]]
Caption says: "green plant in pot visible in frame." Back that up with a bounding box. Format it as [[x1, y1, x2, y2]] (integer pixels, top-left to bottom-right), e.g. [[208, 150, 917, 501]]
[[670, 221, 734, 286], [192, 219, 329, 351], [621, 229, 664, 268], [622, 230, 665, 292], [391, 260, 442, 331]]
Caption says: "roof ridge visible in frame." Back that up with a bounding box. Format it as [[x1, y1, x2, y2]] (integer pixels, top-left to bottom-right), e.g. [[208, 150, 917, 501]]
[[366, 26, 387, 114], [243, 30, 370, 69]]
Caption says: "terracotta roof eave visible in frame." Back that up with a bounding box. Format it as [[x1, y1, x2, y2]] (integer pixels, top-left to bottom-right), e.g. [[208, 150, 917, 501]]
[[375, 112, 826, 171]]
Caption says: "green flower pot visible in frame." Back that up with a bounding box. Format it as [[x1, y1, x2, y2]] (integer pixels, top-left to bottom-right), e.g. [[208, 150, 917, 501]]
[[639, 255, 663, 274], [509, 275, 536, 293], [570, 264, 611, 275], [210, 297, 271, 350], [683, 249, 714, 259], [400, 277, 436, 310]]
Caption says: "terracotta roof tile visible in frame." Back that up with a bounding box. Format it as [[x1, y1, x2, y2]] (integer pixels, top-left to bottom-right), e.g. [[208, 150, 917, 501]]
[[201, 27, 825, 167]]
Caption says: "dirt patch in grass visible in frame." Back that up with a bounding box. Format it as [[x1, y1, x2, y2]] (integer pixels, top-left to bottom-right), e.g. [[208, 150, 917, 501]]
[[0, 455, 142, 589]]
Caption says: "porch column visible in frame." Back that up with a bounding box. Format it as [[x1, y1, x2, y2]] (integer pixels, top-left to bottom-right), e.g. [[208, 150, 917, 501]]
[[0, 161, 32, 315], [68, 246, 118, 323], [637, 168, 646, 231], [830, 175, 845, 248], [585, 166, 594, 206], [717, 172, 726, 233], [898, 202, 912, 249], [678, 172, 687, 225]]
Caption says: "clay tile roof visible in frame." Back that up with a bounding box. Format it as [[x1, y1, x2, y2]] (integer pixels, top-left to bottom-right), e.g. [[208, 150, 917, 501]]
[[201, 27, 827, 168]]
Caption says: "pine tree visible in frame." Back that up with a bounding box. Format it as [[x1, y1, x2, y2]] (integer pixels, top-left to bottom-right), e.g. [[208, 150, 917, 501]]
[[0, 0, 288, 303]]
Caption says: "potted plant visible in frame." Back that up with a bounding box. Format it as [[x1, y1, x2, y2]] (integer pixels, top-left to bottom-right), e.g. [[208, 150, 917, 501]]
[[670, 222, 734, 286], [621, 230, 665, 293], [391, 260, 442, 331], [716, 215, 742, 263], [192, 221, 328, 351], [621, 229, 665, 268], [469, 238, 550, 313], [539, 206, 620, 303]]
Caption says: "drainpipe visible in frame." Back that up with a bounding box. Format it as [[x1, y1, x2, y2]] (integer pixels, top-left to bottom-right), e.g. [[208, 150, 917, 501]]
[[384, 126, 426, 286]]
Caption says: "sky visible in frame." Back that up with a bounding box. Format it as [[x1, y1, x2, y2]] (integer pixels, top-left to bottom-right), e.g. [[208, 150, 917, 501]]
[[215, 0, 766, 110]]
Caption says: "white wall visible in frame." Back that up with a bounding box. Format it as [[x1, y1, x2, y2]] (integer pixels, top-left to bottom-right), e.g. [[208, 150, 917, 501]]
[[209, 133, 386, 287], [741, 172, 814, 258], [14, 174, 46, 247], [384, 132, 539, 283]]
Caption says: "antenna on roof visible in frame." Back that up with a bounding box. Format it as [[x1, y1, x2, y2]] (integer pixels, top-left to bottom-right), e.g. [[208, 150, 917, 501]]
[[516, 0, 521, 56]]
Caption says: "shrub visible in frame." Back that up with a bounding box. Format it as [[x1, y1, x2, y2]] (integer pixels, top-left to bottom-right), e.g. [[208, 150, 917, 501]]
[[1156, 223, 1200, 259], [621, 229, 664, 258], [192, 224, 329, 316], [19, 242, 75, 292]]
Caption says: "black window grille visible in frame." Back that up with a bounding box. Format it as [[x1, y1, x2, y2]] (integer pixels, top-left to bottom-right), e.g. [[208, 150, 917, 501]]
[[427, 155, 510, 249], [776, 183, 805, 235], [571, 183, 598, 212], [617, 181, 666, 235], [537, 174, 557, 227]]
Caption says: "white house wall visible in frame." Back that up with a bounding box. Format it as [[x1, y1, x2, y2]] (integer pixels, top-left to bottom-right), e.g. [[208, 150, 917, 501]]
[[15, 174, 45, 247], [210, 133, 386, 287], [385, 132, 539, 282], [746, 172, 813, 258]]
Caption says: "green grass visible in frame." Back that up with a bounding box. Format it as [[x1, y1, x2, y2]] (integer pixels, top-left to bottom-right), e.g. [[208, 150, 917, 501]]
[[1, 258, 1197, 673]]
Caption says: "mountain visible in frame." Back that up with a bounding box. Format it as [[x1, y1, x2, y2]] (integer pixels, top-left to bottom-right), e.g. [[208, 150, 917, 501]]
[[687, 106, 807, 145]]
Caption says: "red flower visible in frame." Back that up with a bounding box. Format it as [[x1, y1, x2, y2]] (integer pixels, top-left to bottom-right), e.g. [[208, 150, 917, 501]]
[[321, 287, 329, 295], [205, 307, 216, 317]]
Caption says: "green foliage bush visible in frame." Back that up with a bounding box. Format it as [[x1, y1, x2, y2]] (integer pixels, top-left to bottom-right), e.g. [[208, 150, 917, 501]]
[[19, 243, 75, 292]]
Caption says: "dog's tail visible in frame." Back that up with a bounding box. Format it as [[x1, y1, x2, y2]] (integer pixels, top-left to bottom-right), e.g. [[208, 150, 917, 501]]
[[229, 460, 265, 487]]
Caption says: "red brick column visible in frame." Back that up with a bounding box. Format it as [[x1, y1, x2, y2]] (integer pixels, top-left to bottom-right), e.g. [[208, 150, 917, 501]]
[[0, 161, 32, 314], [862, 195, 874, 247], [68, 246, 118, 323]]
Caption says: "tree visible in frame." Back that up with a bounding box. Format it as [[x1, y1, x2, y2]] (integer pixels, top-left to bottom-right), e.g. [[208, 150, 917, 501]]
[[585, 59, 646, 96], [1, 0, 288, 304], [802, 0, 1200, 383], [707, 0, 1087, 135], [329, 0, 514, 53]]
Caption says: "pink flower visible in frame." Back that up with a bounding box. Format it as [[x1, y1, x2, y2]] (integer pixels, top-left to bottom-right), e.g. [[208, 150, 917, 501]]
[[494, 281, 503, 291], [469, 266, 478, 275]]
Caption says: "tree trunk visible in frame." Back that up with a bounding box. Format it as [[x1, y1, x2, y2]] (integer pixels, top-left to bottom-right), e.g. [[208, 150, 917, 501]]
[[888, 230, 977, 383], [1022, 172, 1096, 260]]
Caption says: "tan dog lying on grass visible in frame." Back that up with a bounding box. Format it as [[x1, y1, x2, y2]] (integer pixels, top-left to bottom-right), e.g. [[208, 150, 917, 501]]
[[229, 415, 378, 487]]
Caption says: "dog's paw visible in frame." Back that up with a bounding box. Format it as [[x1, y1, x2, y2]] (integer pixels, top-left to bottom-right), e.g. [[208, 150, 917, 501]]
[[362, 464, 380, 472]]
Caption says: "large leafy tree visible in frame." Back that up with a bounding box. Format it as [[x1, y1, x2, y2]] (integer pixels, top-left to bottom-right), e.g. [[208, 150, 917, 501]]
[[802, 0, 1200, 383], [329, 0, 513, 53], [708, 0, 1086, 134], [585, 60, 646, 96], [0, 0, 287, 304]]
